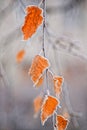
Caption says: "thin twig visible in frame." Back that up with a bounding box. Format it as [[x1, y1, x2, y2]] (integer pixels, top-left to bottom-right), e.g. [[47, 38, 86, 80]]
[[38, 0, 43, 7], [53, 113, 55, 129], [42, 0, 46, 57], [42, 0, 49, 94], [19, 0, 26, 13]]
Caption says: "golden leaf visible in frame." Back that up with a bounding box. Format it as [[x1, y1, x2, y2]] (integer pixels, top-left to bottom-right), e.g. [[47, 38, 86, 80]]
[[22, 6, 43, 40], [28, 55, 50, 85], [41, 95, 59, 125], [56, 115, 68, 130]]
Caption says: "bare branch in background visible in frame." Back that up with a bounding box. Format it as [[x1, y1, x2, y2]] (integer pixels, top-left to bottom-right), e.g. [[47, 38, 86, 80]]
[[47, 0, 86, 14], [45, 26, 87, 62]]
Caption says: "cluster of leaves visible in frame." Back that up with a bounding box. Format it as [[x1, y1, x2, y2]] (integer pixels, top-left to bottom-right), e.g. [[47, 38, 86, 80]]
[[16, 5, 69, 130], [32, 55, 68, 130]]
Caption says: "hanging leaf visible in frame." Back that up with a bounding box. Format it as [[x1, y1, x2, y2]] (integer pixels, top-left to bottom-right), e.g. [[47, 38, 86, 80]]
[[53, 76, 63, 96], [33, 95, 43, 117], [56, 115, 68, 130], [16, 49, 25, 63], [22, 6, 43, 40], [28, 55, 50, 85], [41, 95, 59, 125]]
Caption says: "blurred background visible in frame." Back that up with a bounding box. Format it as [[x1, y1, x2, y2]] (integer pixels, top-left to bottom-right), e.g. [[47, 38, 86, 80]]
[[0, 0, 87, 130]]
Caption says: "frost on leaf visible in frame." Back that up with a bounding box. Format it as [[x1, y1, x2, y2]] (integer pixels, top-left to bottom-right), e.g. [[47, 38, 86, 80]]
[[53, 76, 63, 96], [33, 95, 43, 117], [22, 6, 43, 40], [35, 76, 44, 87], [41, 95, 59, 125], [28, 55, 50, 86], [16, 49, 25, 63], [56, 115, 68, 130]]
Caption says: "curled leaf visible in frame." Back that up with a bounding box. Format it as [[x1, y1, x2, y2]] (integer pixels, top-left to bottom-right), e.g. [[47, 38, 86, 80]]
[[16, 49, 25, 63], [28, 55, 50, 86], [33, 95, 43, 117], [41, 95, 59, 125], [22, 6, 43, 40], [53, 76, 63, 96], [56, 115, 68, 130]]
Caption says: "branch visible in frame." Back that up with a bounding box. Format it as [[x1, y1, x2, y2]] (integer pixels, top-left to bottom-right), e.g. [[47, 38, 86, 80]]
[[42, 0, 46, 57], [46, 27, 87, 61], [42, 0, 49, 94]]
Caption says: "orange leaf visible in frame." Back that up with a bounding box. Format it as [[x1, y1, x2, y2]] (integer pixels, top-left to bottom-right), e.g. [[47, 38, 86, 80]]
[[41, 95, 59, 125], [56, 115, 68, 130], [16, 50, 25, 63], [36, 76, 44, 87], [29, 55, 50, 85], [53, 76, 63, 95], [33, 95, 43, 117], [22, 6, 43, 40]]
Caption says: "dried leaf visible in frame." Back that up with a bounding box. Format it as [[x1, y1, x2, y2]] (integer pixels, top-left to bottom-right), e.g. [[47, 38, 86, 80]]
[[29, 55, 50, 85], [53, 76, 63, 95], [34, 95, 43, 117], [22, 6, 43, 40], [56, 115, 68, 130], [41, 95, 59, 125], [16, 49, 25, 63]]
